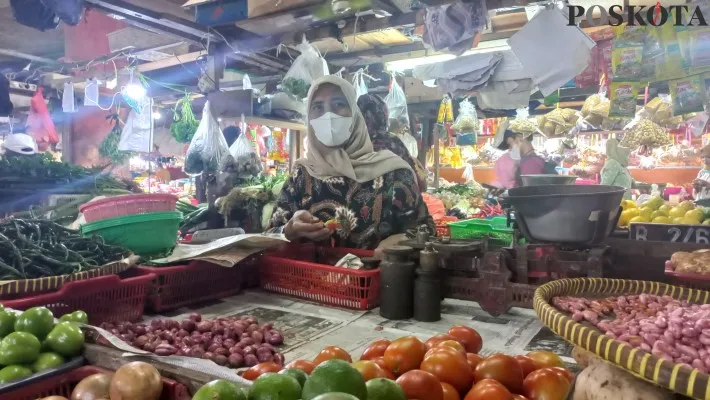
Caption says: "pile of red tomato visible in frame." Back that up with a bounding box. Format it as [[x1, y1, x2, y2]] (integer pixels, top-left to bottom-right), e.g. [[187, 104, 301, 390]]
[[242, 325, 574, 400]]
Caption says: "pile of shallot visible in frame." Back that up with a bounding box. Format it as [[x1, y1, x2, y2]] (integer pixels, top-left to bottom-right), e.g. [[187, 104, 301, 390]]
[[99, 313, 285, 368], [554, 294, 710, 372]]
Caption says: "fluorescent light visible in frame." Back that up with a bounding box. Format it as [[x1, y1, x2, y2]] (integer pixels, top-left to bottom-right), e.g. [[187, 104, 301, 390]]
[[123, 83, 146, 100], [152, 111, 162, 120]]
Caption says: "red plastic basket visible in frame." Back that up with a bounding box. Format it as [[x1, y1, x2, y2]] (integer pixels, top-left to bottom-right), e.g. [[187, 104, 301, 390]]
[[259, 244, 379, 310], [1, 269, 154, 325], [139, 260, 247, 312], [79, 193, 178, 223], [4, 365, 190, 400]]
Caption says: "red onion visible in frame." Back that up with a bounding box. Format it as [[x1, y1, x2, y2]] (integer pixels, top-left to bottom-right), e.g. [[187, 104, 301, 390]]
[[189, 313, 202, 322]]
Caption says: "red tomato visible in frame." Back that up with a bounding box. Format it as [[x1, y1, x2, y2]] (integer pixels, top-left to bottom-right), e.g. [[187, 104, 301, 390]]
[[425, 345, 464, 360], [420, 349, 474, 393], [396, 370, 444, 400], [547, 367, 574, 383], [466, 353, 483, 372], [513, 396, 530, 400], [242, 362, 282, 380], [284, 359, 316, 375], [523, 368, 571, 400], [360, 339, 391, 360], [313, 346, 352, 366], [464, 379, 512, 400], [448, 326, 483, 354], [384, 336, 427, 376], [514, 355, 542, 378], [437, 340, 467, 354], [526, 351, 563, 369], [442, 382, 461, 400], [426, 334, 458, 350], [352, 360, 391, 381], [473, 354, 524, 394]]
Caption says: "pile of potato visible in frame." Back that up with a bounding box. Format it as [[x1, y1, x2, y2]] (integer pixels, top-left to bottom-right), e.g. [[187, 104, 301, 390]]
[[668, 249, 710, 274]]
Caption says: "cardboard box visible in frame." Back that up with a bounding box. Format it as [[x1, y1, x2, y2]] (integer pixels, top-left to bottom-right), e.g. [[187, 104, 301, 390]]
[[182, 0, 248, 26], [248, 0, 324, 19]]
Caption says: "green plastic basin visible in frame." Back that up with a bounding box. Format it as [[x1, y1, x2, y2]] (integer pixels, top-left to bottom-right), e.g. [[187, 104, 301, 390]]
[[81, 211, 181, 255]]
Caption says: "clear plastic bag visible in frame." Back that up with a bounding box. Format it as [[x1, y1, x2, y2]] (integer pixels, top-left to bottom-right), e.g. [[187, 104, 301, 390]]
[[183, 101, 230, 176], [451, 98, 479, 133], [282, 37, 329, 99], [228, 130, 263, 177], [398, 132, 419, 158], [384, 76, 410, 134], [352, 69, 369, 99]]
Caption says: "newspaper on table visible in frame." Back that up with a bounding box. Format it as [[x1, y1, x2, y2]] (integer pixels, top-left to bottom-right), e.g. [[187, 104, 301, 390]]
[[150, 234, 288, 267], [87, 290, 577, 385]]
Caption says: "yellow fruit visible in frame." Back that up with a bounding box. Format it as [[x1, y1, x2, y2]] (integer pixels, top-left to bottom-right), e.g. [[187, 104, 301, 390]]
[[640, 201, 657, 210], [629, 216, 650, 224], [618, 209, 640, 227], [673, 217, 685, 224], [685, 209, 705, 223], [679, 200, 695, 211], [652, 216, 672, 224], [639, 207, 654, 219], [658, 204, 672, 216], [650, 211, 664, 220], [669, 207, 686, 218], [678, 217, 698, 225], [621, 200, 637, 210], [703, 219, 710, 225]]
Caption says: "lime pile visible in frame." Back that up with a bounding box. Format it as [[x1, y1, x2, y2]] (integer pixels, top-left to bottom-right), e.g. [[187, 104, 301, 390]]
[[619, 197, 710, 227]]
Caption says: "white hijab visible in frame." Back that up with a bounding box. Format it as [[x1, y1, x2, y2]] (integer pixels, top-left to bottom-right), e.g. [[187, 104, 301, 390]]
[[293, 75, 413, 183]]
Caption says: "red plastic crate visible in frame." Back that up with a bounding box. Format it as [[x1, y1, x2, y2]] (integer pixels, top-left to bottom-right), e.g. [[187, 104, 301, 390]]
[[1, 269, 154, 325], [259, 244, 379, 310], [139, 260, 246, 312], [4, 365, 189, 400], [80, 193, 178, 223]]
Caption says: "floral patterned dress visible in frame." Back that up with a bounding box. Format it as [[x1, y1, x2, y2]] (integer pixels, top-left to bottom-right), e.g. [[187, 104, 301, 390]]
[[267, 165, 435, 249]]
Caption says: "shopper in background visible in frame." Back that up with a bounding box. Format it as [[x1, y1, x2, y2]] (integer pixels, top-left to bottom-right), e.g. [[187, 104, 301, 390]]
[[493, 126, 548, 188], [267, 75, 434, 252], [600, 138, 633, 199], [357, 93, 427, 192], [693, 143, 710, 201]]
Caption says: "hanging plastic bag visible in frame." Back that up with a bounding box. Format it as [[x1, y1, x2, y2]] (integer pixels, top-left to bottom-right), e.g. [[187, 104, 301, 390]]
[[26, 87, 59, 152], [399, 132, 419, 158], [385, 75, 410, 134], [62, 82, 75, 113], [282, 37, 328, 99], [452, 98, 479, 133], [352, 69, 369, 99], [118, 97, 153, 153], [184, 101, 230, 176], [228, 130, 263, 178]]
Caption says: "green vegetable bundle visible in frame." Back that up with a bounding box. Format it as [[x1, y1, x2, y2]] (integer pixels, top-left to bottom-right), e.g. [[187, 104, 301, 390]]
[[170, 94, 200, 143], [0, 218, 131, 280], [99, 113, 134, 165]]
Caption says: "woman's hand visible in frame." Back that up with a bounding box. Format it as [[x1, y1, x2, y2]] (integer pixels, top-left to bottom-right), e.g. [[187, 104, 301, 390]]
[[283, 210, 332, 242]]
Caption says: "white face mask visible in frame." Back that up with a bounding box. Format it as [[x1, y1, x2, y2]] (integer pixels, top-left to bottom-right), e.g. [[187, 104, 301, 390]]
[[310, 112, 353, 147], [510, 145, 521, 160]]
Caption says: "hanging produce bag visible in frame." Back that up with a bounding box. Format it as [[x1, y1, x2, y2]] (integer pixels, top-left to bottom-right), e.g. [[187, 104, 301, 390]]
[[118, 97, 153, 153], [352, 69, 369, 99], [184, 101, 230, 176], [384, 75, 410, 135], [170, 94, 199, 143], [609, 82, 639, 118], [228, 129, 263, 178], [26, 87, 59, 152], [282, 37, 328, 99], [451, 98, 479, 133]]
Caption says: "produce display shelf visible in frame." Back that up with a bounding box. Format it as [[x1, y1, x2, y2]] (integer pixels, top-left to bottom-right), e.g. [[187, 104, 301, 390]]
[[259, 244, 379, 310], [534, 277, 710, 400], [1, 269, 154, 325], [139, 260, 246, 312], [4, 365, 190, 400]]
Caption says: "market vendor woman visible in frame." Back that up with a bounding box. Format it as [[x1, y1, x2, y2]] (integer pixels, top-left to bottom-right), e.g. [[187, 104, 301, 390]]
[[267, 75, 434, 250]]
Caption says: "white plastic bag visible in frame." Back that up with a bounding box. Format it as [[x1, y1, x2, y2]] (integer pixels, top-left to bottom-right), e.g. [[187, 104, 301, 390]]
[[118, 97, 153, 152], [384, 76, 410, 134], [451, 98, 479, 133], [183, 101, 230, 176], [282, 37, 328, 99], [352, 69, 368, 99], [399, 132, 419, 158]]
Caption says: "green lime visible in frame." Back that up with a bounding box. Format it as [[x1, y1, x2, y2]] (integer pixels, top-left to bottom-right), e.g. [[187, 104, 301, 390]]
[[249, 372, 301, 400], [0, 365, 33, 384], [32, 352, 66, 372], [0, 331, 41, 365], [302, 360, 367, 400], [14, 307, 54, 340], [279, 368, 308, 388], [0, 311, 16, 339], [192, 379, 245, 400], [366, 378, 407, 400], [311, 394, 360, 400], [44, 321, 84, 357]]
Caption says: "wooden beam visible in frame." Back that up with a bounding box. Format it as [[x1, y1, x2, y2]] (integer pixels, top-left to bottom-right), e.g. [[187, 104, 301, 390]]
[[137, 51, 206, 72]]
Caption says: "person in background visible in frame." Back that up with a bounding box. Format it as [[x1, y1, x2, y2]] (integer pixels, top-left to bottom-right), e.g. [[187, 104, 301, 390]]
[[492, 123, 546, 188], [267, 76, 434, 252], [693, 144, 710, 201], [600, 138, 633, 199], [357, 94, 427, 192]]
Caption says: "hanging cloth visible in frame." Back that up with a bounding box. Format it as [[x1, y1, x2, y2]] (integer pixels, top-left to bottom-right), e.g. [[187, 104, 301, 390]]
[[26, 87, 59, 152], [118, 97, 154, 153]]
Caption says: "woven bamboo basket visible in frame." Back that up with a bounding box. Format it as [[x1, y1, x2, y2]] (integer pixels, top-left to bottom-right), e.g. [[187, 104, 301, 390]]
[[534, 278, 710, 400]]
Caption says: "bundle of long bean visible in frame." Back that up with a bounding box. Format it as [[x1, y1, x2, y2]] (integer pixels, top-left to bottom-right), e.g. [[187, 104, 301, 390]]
[[0, 218, 131, 280]]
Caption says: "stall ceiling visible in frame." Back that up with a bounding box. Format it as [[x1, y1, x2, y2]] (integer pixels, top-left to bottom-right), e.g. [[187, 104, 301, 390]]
[[0, 0, 65, 63]]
